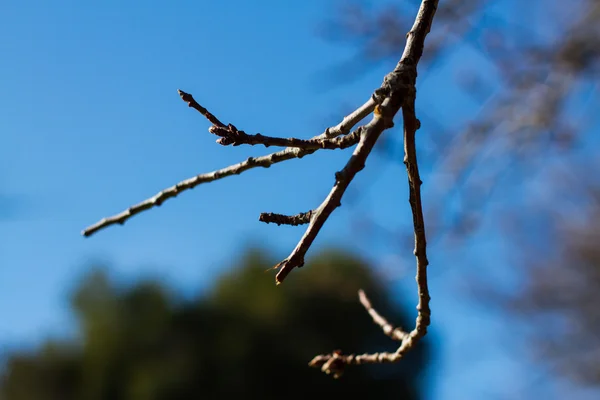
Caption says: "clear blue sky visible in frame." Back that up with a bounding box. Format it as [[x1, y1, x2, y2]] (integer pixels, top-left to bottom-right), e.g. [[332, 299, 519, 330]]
[[0, 1, 587, 398]]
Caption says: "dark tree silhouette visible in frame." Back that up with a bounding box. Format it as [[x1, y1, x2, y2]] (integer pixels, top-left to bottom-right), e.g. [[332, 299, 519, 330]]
[[0, 248, 430, 400]]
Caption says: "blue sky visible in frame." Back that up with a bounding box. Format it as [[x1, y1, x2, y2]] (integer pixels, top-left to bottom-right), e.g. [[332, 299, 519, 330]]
[[1, 1, 592, 398]]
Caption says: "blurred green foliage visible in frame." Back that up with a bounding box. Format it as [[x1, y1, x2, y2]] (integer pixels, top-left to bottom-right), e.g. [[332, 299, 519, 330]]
[[1, 248, 430, 399]]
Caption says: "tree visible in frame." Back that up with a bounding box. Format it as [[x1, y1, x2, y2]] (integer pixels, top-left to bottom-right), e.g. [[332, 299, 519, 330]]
[[0, 248, 430, 400], [80, 0, 440, 375]]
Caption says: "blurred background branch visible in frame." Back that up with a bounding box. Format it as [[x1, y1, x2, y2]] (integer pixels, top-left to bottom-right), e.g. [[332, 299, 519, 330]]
[[320, 0, 600, 396]]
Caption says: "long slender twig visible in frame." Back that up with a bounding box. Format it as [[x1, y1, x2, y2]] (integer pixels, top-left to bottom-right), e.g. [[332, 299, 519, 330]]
[[273, 111, 398, 284], [180, 88, 365, 149], [178, 89, 226, 128], [358, 289, 409, 342], [307, 0, 436, 377], [82, 96, 378, 237], [309, 290, 411, 379], [179, 88, 380, 140], [209, 124, 362, 149]]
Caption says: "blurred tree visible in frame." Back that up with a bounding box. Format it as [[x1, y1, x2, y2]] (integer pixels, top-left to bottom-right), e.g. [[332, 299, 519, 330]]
[[496, 183, 600, 387], [322, 0, 599, 241], [321, 0, 600, 394], [0, 248, 430, 400]]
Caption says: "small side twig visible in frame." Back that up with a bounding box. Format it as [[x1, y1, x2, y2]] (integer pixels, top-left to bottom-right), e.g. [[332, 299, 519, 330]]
[[179, 89, 226, 127], [209, 124, 361, 149], [180, 88, 365, 150], [308, 89, 431, 378], [273, 107, 400, 284], [358, 289, 409, 342], [259, 211, 312, 226], [308, 290, 410, 379]]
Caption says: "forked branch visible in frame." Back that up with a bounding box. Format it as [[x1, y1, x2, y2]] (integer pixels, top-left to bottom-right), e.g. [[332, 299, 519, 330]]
[[82, 0, 437, 377], [309, 93, 431, 377], [82, 92, 379, 237], [307, 0, 435, 376]]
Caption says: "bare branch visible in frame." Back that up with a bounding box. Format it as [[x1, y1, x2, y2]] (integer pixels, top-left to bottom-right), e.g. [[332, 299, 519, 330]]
[[307, 0, 435, 376], [82, 0, 436, 379], [308, 290, 414, 378], [180, 88, 366, 149], [259, 211, 312, 226], [178, 89, 226, 128], [209, 124, 362, 149], [180, 88, 380, 140], [358, 289, 409, 342], [82, 96, 376, 237]]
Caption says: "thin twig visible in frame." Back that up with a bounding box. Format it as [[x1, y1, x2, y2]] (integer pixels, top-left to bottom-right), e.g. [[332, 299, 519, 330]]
[[273, 111, 398, 283], [259, 211, 312, 226], [358, 289, 409, 342], [180, 88, 366, 149], [82, 96, 377, 237], [307, 0, 435, 377], [273, 0, 437, 284], [179, 89, 226, 127], [209, 124, 361, 149]]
